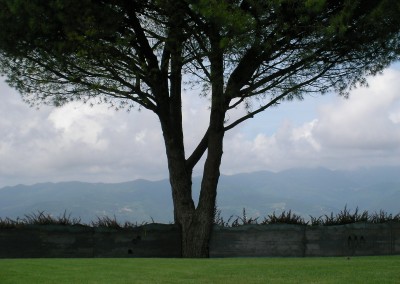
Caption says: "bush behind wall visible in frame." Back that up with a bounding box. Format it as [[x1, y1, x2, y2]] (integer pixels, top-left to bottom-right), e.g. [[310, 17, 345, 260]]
[[2, 206, 400, 229]]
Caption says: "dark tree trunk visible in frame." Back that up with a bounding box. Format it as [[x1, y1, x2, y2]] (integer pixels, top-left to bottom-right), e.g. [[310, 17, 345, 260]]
[[160, 122, 222, 257], [155, 18, 226, 258], [158, 72, 225, 257], [178, 31, 226, 258], [160, 128, 218, 257], [168, 129, 223, 258]]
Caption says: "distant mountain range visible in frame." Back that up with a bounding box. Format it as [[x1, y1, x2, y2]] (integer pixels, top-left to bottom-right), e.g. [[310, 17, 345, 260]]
[[1, 167, 400, 224]]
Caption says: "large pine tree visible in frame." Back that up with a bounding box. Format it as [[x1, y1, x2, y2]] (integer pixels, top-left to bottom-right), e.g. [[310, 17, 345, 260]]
[[1, 0, 399, 257]]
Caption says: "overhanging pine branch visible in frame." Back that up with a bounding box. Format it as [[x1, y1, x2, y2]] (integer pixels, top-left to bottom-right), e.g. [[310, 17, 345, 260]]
[[224, 62, 336, 132]]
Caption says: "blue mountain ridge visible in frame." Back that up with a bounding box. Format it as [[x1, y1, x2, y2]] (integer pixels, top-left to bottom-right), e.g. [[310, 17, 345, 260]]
[[1, 167, 399, 223]]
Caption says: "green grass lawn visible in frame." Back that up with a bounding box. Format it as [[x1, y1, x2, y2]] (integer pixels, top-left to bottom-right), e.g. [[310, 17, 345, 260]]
[[0, 256, 399, 283]]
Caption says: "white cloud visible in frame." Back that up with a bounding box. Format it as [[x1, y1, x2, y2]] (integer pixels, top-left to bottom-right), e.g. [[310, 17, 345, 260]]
[[222, 67, 400, 173], [314, 70, 400, 152], [313, 69, 400, 150], [48, 103, 111, 150], [0, 80, 168, 186]]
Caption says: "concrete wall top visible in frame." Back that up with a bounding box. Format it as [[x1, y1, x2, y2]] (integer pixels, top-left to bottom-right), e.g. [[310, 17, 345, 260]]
[[1, 223, 178, 233], [212, 224, 307, 232]]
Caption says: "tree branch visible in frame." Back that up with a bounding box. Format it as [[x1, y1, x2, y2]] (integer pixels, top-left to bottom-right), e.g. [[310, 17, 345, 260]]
[[224, 61, 337, 131], [186, 128, 209, 171]]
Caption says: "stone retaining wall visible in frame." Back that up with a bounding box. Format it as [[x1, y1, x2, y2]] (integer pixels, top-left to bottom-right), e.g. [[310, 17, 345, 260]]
[[210, 223, 400, 257], [1, 223, 399, 258], [0, 224, 181, 258]]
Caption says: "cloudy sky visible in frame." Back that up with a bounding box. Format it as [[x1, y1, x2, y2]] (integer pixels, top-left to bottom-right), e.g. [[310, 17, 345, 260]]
[[1, 64, 400, 188]]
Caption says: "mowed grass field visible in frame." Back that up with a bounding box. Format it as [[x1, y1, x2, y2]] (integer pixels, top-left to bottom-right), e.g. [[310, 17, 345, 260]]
[[0, 256, 399, 283]]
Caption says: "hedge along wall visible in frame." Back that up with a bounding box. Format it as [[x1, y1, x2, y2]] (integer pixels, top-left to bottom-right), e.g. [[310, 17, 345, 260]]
[[1, 223, 399, 258]]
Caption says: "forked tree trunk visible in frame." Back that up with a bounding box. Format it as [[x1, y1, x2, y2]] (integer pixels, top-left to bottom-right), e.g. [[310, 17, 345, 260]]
[[163, 124, 223, 257], [171, 125, 224, 257], [158, 26, 225, 258], [172, 172, 220, 257], [167, 147, 221, 257]]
